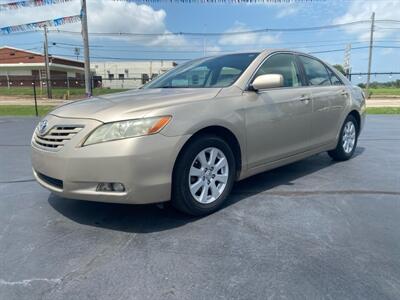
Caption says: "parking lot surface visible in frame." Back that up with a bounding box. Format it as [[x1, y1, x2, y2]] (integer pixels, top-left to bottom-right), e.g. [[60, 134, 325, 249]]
[[1, 116, 400, 300]]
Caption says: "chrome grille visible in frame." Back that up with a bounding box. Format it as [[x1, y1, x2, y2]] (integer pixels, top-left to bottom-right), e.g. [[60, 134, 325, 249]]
[[33, 125, 84, 151]]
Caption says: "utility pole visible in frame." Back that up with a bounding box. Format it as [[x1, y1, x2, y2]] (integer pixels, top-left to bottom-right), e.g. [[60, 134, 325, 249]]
[[80, 0, 91, 97], [366, 12, 375, 97], [43, 25, 52, 99], [6, 71, 10, 89]]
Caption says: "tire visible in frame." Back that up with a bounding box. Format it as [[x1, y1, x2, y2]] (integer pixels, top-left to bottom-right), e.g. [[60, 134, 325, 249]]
[[172, 134, 236, 216], [328, 114, 359, 161]]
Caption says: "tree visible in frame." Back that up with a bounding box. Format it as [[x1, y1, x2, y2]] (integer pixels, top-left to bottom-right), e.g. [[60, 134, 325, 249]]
[[358, 83, 366, 88], [333, 64, 346, 75]]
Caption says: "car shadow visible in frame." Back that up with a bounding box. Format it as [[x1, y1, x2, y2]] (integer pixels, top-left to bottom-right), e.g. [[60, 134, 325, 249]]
[[227, 147, 365, 204], [48, 195, 197, 234], [48, 147, 365, 233]]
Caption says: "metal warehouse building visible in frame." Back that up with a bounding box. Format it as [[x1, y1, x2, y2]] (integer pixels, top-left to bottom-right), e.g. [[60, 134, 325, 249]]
[[0, 46, 178, 90], [91, 60, 177, 89]]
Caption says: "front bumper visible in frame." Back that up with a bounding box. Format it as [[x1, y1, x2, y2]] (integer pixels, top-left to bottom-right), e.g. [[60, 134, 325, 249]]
[[31, 115, 190, 204]]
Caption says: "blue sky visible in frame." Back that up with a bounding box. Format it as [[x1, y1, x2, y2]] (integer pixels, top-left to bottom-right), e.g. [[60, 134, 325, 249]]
[[1, 0, 400, 83]]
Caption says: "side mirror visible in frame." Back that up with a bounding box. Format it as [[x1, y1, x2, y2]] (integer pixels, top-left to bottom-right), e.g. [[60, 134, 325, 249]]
[[250, 74, 283, 91]]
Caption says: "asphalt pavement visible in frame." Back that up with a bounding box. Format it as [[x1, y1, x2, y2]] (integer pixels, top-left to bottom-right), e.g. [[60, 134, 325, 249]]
[[0, 116, 399, 300]]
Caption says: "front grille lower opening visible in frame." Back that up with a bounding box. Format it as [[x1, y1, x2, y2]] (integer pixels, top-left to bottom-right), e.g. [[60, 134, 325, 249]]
[[37, 172, 63, 189]]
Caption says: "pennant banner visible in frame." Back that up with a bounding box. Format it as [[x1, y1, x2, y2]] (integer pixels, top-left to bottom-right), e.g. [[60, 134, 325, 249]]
[[0, 0, 74, 11], [1, 15, 81, 34], [113, 0, 325, 3]]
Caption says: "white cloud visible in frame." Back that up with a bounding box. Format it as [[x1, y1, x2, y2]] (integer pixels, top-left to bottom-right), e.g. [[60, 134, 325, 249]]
[[276, 6, 299, 19], [381, 48, 394, 56], [218, 22, 281, 49], [205, 45, 221, 54], [333, 0, 400, 40], [0, 0, 186, 48]]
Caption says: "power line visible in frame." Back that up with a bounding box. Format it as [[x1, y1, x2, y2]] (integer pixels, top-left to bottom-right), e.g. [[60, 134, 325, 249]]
[[49, 38, 400, 51], [52, 39, 370, 49], [45, 19, 400, 37], [375, 27, 400, 31], [2, 44, 399, 63], [110, 0, 329, 3], [309, 46, 369, 54], [50, 40, 400, 56], [58, 53, 190, 61], [50, 20, 372, 37], [308, 45, 400, 55]]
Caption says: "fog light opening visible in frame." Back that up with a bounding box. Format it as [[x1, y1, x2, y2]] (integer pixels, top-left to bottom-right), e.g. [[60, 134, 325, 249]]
[[112, 183, 125, 192], [97, 182, 125, 193]]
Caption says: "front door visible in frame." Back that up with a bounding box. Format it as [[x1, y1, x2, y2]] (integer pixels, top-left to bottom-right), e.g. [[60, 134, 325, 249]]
[[244, 53, 313, 169]]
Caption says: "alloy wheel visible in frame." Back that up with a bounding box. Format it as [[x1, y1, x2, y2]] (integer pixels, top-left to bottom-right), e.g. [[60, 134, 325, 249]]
[[342, 121, 356, 154], [188, 147, 229, 204]]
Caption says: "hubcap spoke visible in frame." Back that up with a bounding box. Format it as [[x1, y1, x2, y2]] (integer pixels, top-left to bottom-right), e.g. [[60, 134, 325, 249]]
[[214, 157, 227, 172], [199, 184, 208, 203], [189, 166, 203, 177], [190, 179, 204, 195], [198, 151, 208, 168], [210, 181, 220, 199], [209, 148, 218, 166], [214, 174, 228, 183]]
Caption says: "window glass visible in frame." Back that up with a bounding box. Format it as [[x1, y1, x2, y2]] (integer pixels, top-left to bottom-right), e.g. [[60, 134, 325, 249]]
[[216, 67, 242, 86], [327, 68, 343, 85], [170, 65, 210, 88], [254, 53, 301, 88], [299, 55, 331, 86], [144, 53, 259, 89]]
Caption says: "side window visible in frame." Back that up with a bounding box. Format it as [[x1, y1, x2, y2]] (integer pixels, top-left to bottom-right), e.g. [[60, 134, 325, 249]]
[[299, 56, 331, 86], [327, 68, 343, 86], [254, 53, 302, 88]]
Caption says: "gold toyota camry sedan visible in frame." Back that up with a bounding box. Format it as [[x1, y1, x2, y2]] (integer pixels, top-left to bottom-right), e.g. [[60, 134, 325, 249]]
[[31, 50, 366, 215]]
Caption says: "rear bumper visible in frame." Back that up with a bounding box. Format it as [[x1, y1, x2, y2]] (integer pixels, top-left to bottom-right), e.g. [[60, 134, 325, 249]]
[[32, 123, 190, 204]]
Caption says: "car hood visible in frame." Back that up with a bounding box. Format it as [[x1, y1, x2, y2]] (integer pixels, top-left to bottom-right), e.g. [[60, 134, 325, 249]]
[[50, 88, 221, 123]]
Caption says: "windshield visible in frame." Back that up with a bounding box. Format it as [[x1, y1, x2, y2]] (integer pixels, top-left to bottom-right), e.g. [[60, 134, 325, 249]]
[[144, 53, 259, 89]]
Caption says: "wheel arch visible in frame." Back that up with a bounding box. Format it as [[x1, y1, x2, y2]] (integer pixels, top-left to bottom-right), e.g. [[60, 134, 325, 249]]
[[348, 110, 361, 133], [172, 125, 243, 182]]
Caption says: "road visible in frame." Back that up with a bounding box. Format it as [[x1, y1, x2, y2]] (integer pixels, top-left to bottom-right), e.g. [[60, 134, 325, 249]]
[[0, 116, 400, 299]]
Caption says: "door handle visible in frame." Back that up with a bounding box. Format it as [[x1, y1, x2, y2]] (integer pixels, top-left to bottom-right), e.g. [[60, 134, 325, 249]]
[[341, 90, 349, 96], [299, 95, 310, 104]]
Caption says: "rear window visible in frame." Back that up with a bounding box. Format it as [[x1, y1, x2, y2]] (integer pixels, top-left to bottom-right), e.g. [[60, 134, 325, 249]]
[[327, 68, 343, 86], [299, 55, 331, 86]]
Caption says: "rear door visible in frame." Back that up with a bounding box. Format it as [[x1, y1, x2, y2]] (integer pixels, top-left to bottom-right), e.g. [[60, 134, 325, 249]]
[[244, 53, 313, 168], [297, 55, 347, 147]]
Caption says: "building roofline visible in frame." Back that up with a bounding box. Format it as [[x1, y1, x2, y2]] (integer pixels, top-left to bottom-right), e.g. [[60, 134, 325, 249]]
[[0, 45, 45, 57], [0, 45, 84, 65], [0, 62, 84, 71]]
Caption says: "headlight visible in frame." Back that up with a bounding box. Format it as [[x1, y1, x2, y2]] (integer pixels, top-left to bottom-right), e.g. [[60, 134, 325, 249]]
[[83, 116, 171, 146]]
